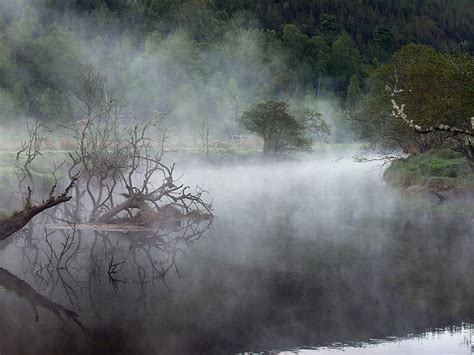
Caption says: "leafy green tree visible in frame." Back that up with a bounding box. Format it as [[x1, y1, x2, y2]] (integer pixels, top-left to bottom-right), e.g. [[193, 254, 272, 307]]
[[11, 82, 28, 113], [240, 100, 327, 156], [39, 88, 69, 122], [346, 74, 361, 108], [327, 33, 363, 93], [380, 45, 473, 131], [282, 24, 310, 57], [0, 39, 15, 88], [319, 14, 341, 42], [353, 44, 474, 152], [373, 25, 394, 61], [31, 24, 82, 89], [174, 0, 226, 41], [0, 89, 17, 122]]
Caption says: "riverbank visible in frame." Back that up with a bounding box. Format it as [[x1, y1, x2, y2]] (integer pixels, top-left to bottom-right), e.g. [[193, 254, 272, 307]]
[[384, 149, 474, 204]]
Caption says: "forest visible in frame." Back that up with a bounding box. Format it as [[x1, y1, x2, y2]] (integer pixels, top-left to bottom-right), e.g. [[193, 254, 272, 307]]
[[0, 0, 472, 123], [0, 0, 473, 354]]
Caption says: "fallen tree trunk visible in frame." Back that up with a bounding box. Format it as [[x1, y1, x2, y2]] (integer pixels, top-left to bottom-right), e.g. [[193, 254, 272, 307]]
[[0, 176, 78, 241]]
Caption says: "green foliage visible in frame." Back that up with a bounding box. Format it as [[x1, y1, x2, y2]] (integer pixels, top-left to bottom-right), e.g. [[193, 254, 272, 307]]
[[319, 14, 341, 42], [327, 33, 364, 91], [31, 24, 82, 89], [240, 100, 319, 155], [346, 75, 361, 108], [39, 88, 69, 122], [353, 44, 474, 152], [0, 39, 15, 88], [0, 0, 472, 126], [373, 25, 394, 61], [379, 45, 473, 130], [0, 89, 17, 121]]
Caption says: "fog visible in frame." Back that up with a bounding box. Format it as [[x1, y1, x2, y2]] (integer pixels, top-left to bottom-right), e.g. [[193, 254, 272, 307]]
[[0, 0, 473, 354], [1, 153, 473, 353], [0, 0, 350, 142]]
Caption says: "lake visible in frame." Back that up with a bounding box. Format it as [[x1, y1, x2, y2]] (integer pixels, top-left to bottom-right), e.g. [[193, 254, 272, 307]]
[[0, 154, 473, 354]]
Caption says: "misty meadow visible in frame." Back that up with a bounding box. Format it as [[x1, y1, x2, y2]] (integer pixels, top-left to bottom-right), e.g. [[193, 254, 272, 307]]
[[0, 1, 473, 354]]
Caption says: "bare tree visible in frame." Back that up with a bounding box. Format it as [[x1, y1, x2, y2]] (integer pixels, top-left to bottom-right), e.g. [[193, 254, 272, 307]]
[[0, 122, 78, 241], [63, 100, 212, 227], [198, 122, 221, 158], [14, 121, 49, 192]]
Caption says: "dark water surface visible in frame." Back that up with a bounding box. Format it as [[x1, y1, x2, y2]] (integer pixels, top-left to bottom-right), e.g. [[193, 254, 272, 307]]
[[0, 157, 473, 354]]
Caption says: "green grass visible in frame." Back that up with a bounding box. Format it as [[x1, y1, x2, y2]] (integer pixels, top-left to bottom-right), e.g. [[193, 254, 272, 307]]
[[312, 142, 365, 152], [384, 149, 474, 188]]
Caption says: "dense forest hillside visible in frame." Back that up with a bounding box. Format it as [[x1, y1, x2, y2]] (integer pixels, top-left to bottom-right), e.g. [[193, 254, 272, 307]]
[[0, 0, 472, 134], [40, 0, 474, 53]]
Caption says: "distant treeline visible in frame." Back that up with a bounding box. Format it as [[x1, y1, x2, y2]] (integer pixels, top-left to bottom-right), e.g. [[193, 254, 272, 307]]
[[0, 0, 472, 127]]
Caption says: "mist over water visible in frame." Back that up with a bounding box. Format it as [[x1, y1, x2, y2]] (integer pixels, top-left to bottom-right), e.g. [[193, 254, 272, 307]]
[[0, 2, 472, 353], [0, 153, 473, 354]]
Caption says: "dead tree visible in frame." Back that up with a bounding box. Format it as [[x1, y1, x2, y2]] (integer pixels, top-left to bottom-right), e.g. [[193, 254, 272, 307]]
[[14, 121, 49, 193], [0, 122, 78, 241], [198, 122, 222, 158], [64, 100, 212, 226], [0, 178, 78, 240]]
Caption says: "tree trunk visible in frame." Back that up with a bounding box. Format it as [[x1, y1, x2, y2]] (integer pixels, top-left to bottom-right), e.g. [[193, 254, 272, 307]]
[[263, 138, 270, 155], [0, 195, 72, 241]]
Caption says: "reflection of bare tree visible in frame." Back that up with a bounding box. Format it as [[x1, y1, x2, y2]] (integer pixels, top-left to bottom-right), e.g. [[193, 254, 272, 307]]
[[0, 267, 86, 332], [106, 255, 126, 295], [18, 217, 212, 318], [33, 228, 85, 311]]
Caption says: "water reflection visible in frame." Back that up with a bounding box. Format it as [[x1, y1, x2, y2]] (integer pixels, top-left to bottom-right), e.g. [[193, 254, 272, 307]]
[[0, 158, 473, 354], [268, 325, 474, 354], [13, 218, 213, 315]]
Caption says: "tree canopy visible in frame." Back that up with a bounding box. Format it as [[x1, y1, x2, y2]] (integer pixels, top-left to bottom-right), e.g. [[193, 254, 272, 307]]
[[240, 100, 329, 156], [352, 44, 474, 153]]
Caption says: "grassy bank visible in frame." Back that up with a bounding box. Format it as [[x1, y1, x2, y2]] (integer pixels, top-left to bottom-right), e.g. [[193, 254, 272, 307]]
[[384, 149, 474, 189], [384, 149, 473, 217]]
